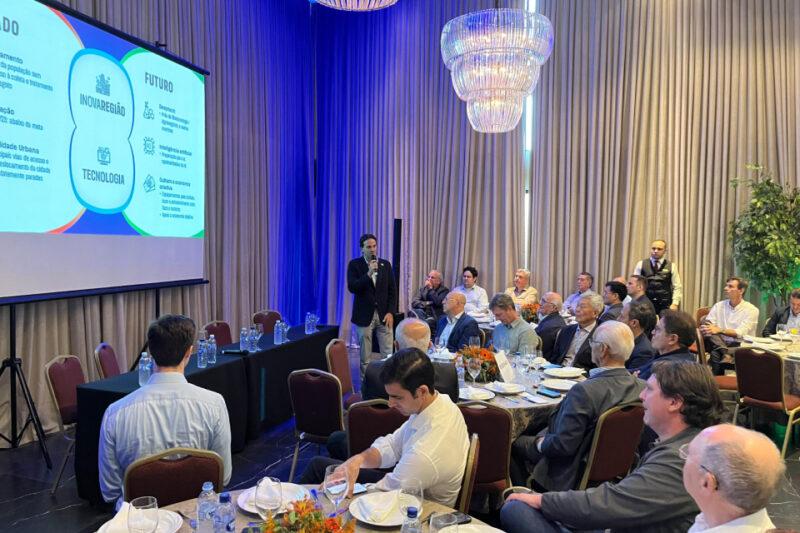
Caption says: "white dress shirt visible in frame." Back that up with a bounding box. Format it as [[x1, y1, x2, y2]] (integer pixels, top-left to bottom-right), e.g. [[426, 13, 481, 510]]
[[371, 393, 469, 507], [563, 321, 595, 367], [99, 372, 232, 507], [454, 284, 489, 315], [504, 286, 539, 306], [787, 311, 800, 331], [706, 299, 760, 342], [688, 508, 775, 532], [438, 311, 463, 347], [564, 289, 597, 314], [635, 259, 683, 306]]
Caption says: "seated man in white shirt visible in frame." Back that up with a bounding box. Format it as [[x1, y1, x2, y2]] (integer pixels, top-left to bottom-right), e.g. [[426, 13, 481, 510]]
[[98, 314, 232, 507], [453, 266, 489, 316], [683, 424, 785, 532], [699, 276, 759, 375], [505, 268, 539, 307], [299, 348, 469, 507], [564, 272, 598, 315]]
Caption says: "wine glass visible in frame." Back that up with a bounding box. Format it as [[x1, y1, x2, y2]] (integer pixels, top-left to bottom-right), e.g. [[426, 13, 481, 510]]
[[467, 358, 482, 385], [399, 480, 424, 518], [777, 324, 790, 342], [323, 464, 349, 516], [255, 477, 282, 520], [468, 335, 481, 349], [430, 512, 458, 533], [435, 335, 446, 355], [128, 496, 159, 533]]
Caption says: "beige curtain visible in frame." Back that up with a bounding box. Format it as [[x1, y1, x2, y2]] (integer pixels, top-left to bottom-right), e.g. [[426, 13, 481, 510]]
[[528, 0, 800, 316]]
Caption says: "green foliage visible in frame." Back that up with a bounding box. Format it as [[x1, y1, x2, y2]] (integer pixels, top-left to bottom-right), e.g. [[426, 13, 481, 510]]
[[730, 164, 800, 305]]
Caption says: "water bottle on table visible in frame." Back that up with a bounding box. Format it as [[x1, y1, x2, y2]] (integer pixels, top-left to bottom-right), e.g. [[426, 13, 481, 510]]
[[207, 335, 217, 365], [213, 491, 235, 532], [197, 338, 208, 369], [197, 481, 217, 533], [249, 325, 258, 351], [138, 352, 152, 387], [240, 327, 250, 350], [400, 507, 421, 533]]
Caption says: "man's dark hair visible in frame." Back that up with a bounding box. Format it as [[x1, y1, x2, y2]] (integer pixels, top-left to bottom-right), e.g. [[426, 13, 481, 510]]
[[660, 310, 697, 348], [462, 266, 478, 279], [627, 300, 657, 334], [631, 274, 648, 289], [379, 348, 435, 396], [579, 271, 594, 286], [651, 360, 724, 429], [791, 288, 800, 300], [727, 276, 749, 293], [489, 293, 515, 312], [605, 281, 627, 302], [147, 314, 197, 368], [359, 233, 377, 248]]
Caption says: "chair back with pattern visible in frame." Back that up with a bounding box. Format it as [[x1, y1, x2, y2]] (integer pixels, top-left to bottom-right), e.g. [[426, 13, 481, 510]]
[[44, 355, 85, 429], [734, 348, 785, 405], [253, 310, 282, 335], [695, 306, 711, 325], [124, 448, 223, 506], [346, 400, 408, 456], [695, 329, 707, 365], [577, 403, 644, 490], [326, 339, 354, 397], [204, 320, 233, 346], [455, 434, 480, 513], [459, 401, 513, 493], [94, 342, 121, 379], [288, 369, 344, 441]]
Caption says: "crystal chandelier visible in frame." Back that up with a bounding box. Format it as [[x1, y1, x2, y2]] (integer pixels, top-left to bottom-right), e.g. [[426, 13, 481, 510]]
[[441, 8, 554, 133], [315, 0, 398, 11]]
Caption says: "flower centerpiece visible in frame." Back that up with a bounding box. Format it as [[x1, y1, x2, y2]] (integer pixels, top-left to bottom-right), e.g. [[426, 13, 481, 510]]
[[258, 498, 354, 533], [520, 302, 541, 324], [458, 345, 499, 382]]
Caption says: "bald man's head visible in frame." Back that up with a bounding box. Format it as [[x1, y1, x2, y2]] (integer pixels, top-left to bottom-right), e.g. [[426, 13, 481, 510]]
[[443, 291, 466, 316], [395, 318, 431, 352]]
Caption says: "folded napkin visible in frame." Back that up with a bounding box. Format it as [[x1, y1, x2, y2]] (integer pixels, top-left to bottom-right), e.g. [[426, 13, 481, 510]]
[[353, 490, 399, 523], [100, 502, 132, 533], [490, 381, 520, 393]]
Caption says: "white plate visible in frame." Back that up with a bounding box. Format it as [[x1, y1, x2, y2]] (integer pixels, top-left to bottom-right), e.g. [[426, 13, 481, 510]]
[[458, 387, 496, 401], [441, 524, 505, 533], [236, 483, 310, 515], [745, 336, 775, 344], [348, 492, 421, 527], [431, 350, 456, 361], [543, 367, 584, 379], [98, 509, 182, 533], [540, 379, 577, 392], [484, 382, 525, 395], [770, 334, 794, 342]]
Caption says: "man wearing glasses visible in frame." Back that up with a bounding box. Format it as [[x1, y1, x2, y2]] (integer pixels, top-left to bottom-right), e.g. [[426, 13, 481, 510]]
[[502, 360, 724, 533], [535, 292, 566, 360], [410, 269, 449, 333]]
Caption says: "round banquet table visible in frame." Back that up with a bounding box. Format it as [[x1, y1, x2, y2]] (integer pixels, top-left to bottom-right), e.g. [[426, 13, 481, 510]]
[[737, 338, 800, 396]]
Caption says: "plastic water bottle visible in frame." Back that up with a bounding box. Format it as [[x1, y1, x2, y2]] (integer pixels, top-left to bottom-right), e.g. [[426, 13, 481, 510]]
[[197, 481, 217, 533], [305, 312, 313, 334], [249, 325, 258, 351], [138, 352, 152, 387], [456, 356, 466, 388], [213, 492, 235, 532], [400, 507, 421, 533], [240, 327, 249, 350], [274, 321, 284, 345], [197, 338, 208, 369], [207, 335, 217, 365]]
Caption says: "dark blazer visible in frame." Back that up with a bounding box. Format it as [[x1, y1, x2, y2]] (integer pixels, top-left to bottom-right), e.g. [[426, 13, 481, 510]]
[[362, 359, 458, 403], [347, 256, 397, 327], [536, 312, 566, 360], [762, 306, 797, 336], [550, 323, 597, 370], [436, 314, 481, 351], [625, 334, 655, 372], [411, 285, 450, 319], [636, 348, 696, 381], [533, 368, 645, 491], [598, 303, 624, 323]]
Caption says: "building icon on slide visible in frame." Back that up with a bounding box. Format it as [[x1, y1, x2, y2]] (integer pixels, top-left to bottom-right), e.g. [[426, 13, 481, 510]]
[[96, 74, 111, 96]]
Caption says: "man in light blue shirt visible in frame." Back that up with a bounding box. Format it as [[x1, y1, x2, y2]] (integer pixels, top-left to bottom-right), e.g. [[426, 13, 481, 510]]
[[489, 293, 539, 353], [98, 315, 232, 507]]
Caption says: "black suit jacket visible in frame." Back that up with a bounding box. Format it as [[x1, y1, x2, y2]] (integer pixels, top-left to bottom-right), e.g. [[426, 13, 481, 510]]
[[550, 323, 597, 370], [536, 312, 566, 360], [625, 333, 655, 372], [636, 348, 696, 381], [762, 306, 797, 336], [347, 256, 397, 327], [534, 368, 645, 491], [362, 359, 458, 403], [436, 314, 481, 351]]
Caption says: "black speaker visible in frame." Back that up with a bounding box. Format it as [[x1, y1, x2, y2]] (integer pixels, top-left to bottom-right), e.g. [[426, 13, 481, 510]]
[[392, 219, 402, 289]]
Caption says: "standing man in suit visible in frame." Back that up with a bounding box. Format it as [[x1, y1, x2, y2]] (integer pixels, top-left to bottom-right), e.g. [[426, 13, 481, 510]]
[[536, 292, 566, 360], [550, 293, 603, 370], [634, 239, 683, 316], [436, 292, 481, 351], [347, 233, 397, 377]]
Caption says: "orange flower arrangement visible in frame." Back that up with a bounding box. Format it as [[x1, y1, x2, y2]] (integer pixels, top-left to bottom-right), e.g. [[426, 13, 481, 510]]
[[520, 302, 541, 323], [457, 345, 499, 382], [258, 498, 355, 533]]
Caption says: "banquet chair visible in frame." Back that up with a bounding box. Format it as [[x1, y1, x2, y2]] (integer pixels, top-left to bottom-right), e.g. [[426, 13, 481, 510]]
[[696, 328, 738, 398], [458, 401, 513, 496], [454, 434, 480, 514], [325, 338, 362, 409], [345, 399, 408, 456], [44, 355, 86, 494], [94, 342, 121, 379], [124, 447, 223, 506], [576, 402, 644, 490], [253, 310, 282, 335], [695, 306, 711, 325], [478, 329, 486, 348], [204, 320, 233, 346], [733, 348, 800, 458], [287, 369, 344, 481]]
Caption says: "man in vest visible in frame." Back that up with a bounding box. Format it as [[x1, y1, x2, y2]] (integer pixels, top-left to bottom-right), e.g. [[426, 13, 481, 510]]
[[634, 239, 683, 316]]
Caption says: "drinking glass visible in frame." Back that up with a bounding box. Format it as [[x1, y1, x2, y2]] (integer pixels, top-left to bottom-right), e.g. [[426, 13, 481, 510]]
[[467, 358, 482, 385], [249, 325, 259, 350], [777, 324, 790, 342], [240, 327, 249, 350], [494, 337, 508, 354], [128, 496, 159, 533], [468, 336, 481, 349], [256, 323, 264, 340], [430, 512, 458, 533], [435, 335, 446, 355], [399, 480, 424, 518], [255, 477, 282, 520], [323, 464, 349, 515]]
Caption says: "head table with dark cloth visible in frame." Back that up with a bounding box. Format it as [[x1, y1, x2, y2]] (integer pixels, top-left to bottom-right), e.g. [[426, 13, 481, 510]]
[[75, 325, 339, 504]]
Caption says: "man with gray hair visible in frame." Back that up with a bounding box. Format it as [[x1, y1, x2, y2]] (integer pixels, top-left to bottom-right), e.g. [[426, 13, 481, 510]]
[[510, 320, 645, 489], [682, 424, 785, 532], [411, 269, 449, 332], [394, 317, 432, 352], [536, 292, 566, 360], [490, 293, 540, 353], [550, 293, 604, 369], [505, 268, 539, 306]]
